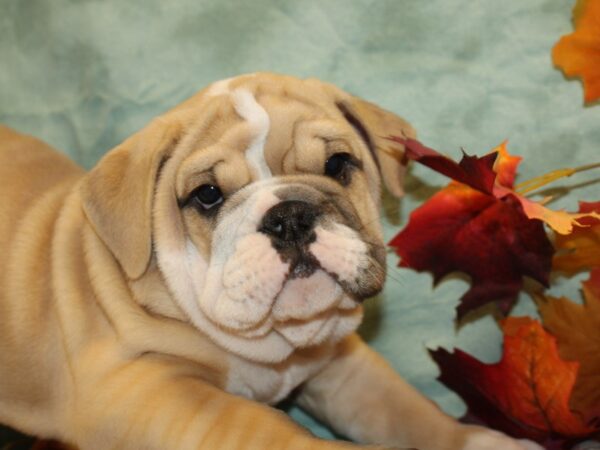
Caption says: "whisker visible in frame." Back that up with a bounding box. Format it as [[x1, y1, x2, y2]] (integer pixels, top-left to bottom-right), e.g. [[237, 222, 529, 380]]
[[385, 269, 407, 288]]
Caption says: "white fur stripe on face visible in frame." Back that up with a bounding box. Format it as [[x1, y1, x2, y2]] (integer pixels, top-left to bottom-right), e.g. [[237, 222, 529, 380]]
[[231, 88, 272, 179]]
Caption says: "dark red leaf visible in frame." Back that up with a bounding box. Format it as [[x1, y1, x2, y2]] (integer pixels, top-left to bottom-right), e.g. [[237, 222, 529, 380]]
[[388, 138, 554, 318], [388, 136, 498, 195], [389, 186, 554, 319]]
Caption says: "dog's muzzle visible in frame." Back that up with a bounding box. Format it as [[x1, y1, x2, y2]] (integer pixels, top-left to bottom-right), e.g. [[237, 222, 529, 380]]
[[196, 182, 380, 347]]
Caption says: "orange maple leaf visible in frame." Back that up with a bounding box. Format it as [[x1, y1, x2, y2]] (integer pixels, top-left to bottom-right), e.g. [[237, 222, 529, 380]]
[[431, 317, 597, 445], [553, 201, 600, 274], [537, 268, 600, 424], [493, 141, 521, 187], [553, 0, 600, 104], [482, 317, 591, 436]]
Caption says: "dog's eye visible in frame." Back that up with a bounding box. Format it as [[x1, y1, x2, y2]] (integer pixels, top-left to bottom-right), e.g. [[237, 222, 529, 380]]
[[324, 152, 353, 180], [191, 184, 224, 210]]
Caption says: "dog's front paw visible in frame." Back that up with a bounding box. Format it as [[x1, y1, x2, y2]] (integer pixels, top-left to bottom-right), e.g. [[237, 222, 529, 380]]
[[461, 428, 543, 450]]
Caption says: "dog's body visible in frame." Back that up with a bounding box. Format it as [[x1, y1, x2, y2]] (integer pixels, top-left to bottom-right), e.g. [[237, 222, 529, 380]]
[[0, 74, 541, 450]]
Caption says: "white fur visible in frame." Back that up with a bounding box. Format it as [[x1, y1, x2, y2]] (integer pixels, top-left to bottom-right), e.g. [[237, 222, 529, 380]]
[[218, 233, 289, 329], [207, 77, 272, 180], [310, 223, 370, 284], [232, 88, 272, 179]]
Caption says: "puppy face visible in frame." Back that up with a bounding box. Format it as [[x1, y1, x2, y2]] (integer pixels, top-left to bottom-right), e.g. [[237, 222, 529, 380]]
[[82, 73, 415, 363]]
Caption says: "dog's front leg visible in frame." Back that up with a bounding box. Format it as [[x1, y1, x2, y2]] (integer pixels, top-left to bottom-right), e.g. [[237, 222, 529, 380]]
[[66, 353, 386, 450], [297, 334, 542, 450]]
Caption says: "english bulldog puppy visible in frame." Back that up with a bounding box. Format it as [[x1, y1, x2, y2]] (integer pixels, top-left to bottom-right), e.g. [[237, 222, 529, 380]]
[[0, 73, 542, 450]]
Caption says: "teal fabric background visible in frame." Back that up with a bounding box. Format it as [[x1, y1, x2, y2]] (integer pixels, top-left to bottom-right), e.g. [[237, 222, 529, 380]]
[[1, 0, 599, 442]]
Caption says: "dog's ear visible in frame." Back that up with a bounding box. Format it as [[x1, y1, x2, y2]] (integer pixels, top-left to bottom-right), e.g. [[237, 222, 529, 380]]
[[81, 118, 181, 280], [335, 97, 415, 198]]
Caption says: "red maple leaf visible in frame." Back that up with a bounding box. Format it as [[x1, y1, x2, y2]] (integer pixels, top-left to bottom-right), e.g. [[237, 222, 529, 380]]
[[430, 317, 599, 449], [388, 138, 554, 318], [401, 137, 499, 195]]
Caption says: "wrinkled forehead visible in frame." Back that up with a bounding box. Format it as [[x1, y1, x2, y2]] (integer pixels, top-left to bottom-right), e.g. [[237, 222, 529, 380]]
[[171, 74, 365, 194]]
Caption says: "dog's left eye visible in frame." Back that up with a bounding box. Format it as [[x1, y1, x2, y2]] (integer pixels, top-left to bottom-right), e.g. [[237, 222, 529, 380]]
[[191, 184, 224, 210], [324, 152, 354, 181]]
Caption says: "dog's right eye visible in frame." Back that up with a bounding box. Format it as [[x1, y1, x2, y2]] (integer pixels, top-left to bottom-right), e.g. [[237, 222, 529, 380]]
[[324, 152, 357, 185], [191, 184, 224, 210]]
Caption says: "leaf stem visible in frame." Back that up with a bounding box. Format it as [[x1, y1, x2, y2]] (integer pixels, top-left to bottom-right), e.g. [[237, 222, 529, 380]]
[[515, 162, 600, 195]]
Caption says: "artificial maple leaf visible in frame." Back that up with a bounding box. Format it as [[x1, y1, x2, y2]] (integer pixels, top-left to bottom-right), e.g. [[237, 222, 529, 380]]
[[400, 137, 499, 195], [390, 137, 600, 235], [493, 141, 522, 188], [514, 195, 600, 235], [389, 138, 554, 318], [537, 268, 600, 425], [430, 317, 599, 448], [390, 187, 553, 319], [553, 0, 600, 104], [553, 201, 600, 274]]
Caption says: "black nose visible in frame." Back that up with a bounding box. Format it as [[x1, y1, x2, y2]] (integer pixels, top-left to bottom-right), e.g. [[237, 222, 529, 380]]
[[259, 200, 319, 247]]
